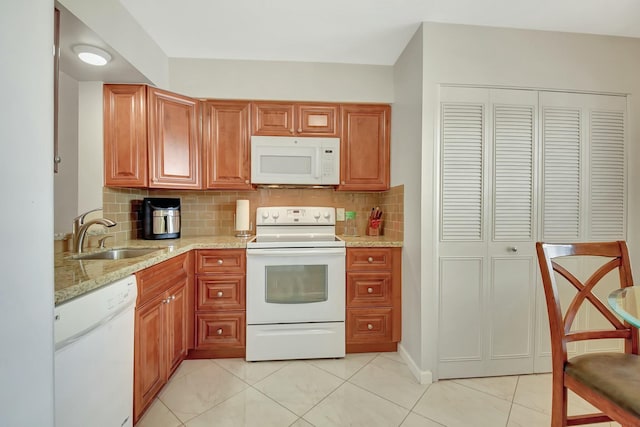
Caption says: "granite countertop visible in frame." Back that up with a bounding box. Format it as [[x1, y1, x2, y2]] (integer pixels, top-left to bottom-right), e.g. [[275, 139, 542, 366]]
[[55, 235, 403, 306]]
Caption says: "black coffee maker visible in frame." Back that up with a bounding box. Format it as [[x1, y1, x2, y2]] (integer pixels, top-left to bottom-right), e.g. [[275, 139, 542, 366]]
[[141, 198, 181, 239]]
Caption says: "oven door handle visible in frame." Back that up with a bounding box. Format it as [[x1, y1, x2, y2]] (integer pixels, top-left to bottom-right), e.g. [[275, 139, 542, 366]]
[[247, 248, 345, 256]]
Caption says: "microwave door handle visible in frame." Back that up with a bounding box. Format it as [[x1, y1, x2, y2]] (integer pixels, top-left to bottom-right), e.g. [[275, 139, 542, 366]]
[[315, 147, 321, 180]]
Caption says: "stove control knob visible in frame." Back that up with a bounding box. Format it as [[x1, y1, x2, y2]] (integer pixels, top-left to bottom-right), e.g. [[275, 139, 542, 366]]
[[261, 211, 270, 219], [313, 212, 321, 221], [323, 211, 331, 220], [272, 212, 280, 220]]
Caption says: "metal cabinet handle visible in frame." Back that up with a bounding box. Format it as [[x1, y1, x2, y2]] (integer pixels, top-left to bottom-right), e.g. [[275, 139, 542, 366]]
[[217, 259, 223, 265], [367, 257, 374, 263], [367, 287, 373, 294], [509, 246, 518, 253], [217, 328, 223, 335], [170, 295, 176, 301], [217, 291, 223, 297], [367, 324, 373, 330], [245, 179, 250, 184]]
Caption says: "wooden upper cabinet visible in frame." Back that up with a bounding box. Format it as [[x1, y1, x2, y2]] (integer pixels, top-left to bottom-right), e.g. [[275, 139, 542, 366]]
[[252, 102, 294, 135], [202, 101, 252, 190], [147, 87, 201, 189], [252, 102, 339, 136], [104, 84, 200, 189], [339, 104, 390, 191], [104, 85, 148, 187], [296, 104, 339, 136]]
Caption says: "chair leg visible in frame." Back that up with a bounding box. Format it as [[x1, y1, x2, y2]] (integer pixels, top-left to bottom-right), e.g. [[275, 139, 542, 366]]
[[551, 376, 568, 427]]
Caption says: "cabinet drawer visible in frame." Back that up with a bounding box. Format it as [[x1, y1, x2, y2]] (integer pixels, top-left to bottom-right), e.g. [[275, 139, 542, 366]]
[[136, 253, 189, 305], [196, 276, 245, 310], [196, 312, 245, 349], [196, 249, 245, 274], [346, 308, 393, 342], [346, 272, 392, 307], [347, 248, 393, 270]]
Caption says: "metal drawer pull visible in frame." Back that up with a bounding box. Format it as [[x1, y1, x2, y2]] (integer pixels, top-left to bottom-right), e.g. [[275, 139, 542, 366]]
[[170, 295, 175, 301], [217, 291, 223, 297], [367, 257, 373, 263], [367, 287, 373, 294], [217, 328, 223, 335], [509, 246, 518, 253], [367, 324, 373, 330], [217, 259, 223, 265]]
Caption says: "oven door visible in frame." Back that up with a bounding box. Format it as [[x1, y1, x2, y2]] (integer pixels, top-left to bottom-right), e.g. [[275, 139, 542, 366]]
[[246, 247, 345, 324]]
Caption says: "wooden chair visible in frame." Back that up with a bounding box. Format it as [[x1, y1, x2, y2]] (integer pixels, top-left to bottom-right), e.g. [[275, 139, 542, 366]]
[[536, 241, 640, 426]]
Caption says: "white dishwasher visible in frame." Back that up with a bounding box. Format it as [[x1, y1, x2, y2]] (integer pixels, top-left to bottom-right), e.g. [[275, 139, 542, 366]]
[[54, 275, 137, 427]]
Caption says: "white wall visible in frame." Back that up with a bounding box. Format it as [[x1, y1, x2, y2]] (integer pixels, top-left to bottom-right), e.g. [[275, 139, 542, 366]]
[[77, 82, 105, 213], [391, 27, 431, 382], [0, 0, 55, 425], [55, 71, 79, 234], [169, 58, 394, 102], [419, 22, 640, 378]]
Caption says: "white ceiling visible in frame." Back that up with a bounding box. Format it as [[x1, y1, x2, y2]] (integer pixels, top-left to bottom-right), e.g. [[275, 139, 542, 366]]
[[119, 0, 640, 65]]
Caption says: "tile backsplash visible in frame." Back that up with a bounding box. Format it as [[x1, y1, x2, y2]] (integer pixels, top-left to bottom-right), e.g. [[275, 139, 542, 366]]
[[103, 185, 403, 243]]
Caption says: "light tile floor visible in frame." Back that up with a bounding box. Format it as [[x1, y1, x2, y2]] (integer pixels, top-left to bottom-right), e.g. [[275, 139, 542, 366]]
[[136, 352, 622, 427]]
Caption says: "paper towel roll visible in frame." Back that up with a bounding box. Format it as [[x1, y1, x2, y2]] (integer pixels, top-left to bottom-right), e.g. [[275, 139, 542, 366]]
[[235, 199, 250, 231]]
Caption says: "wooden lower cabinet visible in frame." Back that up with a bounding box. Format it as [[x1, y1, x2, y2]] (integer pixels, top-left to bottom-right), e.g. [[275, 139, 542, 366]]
[[346, 247, 401, 353], [191, 249, 247, 358], [133, 252, 193, 424]]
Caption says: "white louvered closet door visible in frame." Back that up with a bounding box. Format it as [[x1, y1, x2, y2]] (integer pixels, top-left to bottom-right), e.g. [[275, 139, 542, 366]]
[[534, 91, 627, 373], [438, 87, 538, 379], [486, 90, 538, 376]]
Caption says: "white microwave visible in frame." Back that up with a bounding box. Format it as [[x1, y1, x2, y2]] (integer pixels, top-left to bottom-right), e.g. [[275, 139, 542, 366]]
[[251, 136, 340, 185]]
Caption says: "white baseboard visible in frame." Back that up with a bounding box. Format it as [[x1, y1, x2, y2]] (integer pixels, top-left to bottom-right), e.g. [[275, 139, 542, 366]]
[[397, 343, 433, 384]]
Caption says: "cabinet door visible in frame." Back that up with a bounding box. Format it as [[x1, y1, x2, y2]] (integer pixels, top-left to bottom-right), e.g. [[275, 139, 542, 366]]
[[296, 104, 340, 136], [165, 281, 188, 376], [134, 295, 165, 423], [252, 102, 295, 135], [202, 101, 252, 189], [104, 84, 147, 187], [339, 104, 390, 191], [147, 87, 201, 189]]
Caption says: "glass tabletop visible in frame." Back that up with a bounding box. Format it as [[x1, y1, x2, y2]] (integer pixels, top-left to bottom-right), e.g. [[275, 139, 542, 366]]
[[608, 286, 640, 329]]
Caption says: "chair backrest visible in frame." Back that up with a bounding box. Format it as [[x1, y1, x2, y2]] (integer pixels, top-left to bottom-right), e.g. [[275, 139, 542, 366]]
[[536, 241, 638, 365]]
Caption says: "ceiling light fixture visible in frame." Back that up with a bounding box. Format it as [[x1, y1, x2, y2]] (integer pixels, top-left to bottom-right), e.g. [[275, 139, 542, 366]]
[[73, 44, 112, 66]]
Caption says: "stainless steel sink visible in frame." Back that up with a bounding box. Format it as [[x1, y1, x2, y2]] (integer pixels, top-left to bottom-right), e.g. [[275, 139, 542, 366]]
[[72, 247, 163, 260]]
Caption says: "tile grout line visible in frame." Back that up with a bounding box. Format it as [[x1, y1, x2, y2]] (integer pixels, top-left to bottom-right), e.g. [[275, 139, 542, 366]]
[[448, 377, 518, 404], [503, 375, 520, 427], [294, 357, 369, 423]]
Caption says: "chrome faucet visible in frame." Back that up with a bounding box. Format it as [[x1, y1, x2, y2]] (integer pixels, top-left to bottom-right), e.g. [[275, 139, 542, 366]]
[[72, 208, 117, 253]]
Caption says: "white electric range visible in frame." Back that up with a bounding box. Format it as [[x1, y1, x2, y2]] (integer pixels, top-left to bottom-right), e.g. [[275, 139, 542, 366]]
[[245, 206, 346, 361]]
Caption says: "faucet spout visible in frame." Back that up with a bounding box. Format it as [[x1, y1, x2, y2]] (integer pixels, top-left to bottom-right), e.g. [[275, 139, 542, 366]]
[[75, 218, 117, 253], [72, 207, 103, 251]]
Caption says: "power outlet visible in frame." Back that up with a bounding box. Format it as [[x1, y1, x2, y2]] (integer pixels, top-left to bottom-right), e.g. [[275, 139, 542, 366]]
[[336, 208, 345, 221]]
